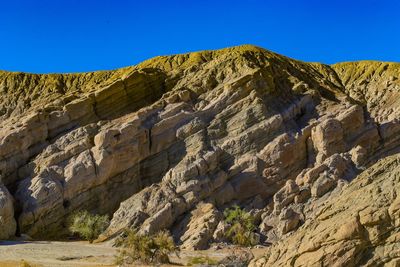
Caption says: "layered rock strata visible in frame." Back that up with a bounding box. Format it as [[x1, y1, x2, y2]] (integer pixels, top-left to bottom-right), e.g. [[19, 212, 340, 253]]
[[0, 45, 399, 265], [251, 154, 400, 266]]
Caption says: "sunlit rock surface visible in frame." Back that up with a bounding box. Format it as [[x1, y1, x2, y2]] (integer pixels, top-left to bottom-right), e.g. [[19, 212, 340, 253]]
[[1, 46, 400, 265]]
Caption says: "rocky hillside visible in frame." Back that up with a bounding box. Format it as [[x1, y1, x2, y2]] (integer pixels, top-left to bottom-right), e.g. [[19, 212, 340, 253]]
[[0, 45, 399, 264], [250, 154, 400, 266]]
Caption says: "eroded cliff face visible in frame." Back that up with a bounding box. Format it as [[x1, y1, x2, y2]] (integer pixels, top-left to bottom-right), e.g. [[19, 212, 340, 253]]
[[250, 154, 400, 267], [0, 45, 400, 264]]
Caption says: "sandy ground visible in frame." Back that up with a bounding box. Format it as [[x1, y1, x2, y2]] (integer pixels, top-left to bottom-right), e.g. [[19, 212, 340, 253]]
[[0, 240, 267, 267], [0, 240, 116, 267]]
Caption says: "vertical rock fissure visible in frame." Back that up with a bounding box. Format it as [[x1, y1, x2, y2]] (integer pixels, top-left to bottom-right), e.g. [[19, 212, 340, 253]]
[[148, 127, 152, 152]]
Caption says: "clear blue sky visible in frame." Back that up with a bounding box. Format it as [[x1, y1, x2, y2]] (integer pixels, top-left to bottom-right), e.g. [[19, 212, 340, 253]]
[[1, 0, 399, 73]]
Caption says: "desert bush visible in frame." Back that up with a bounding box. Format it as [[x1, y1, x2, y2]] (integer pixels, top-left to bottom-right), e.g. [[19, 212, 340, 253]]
[[68, 210, 109, 242], [223, 205, 258, 247], [115, 229, 178, 265]]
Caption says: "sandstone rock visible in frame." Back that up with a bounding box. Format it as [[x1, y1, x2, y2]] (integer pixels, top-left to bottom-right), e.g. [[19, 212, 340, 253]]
[[273, 180, 299, 214], [337, 104, 364, 140], [296, 163, 328, 185], [294, 187, 311, 204], [141, 203, 174, 235], [213, 182, 235, 206], [259, 220, 273, 236], [311, 118, 345, 163], [0, 184, 16, 239], [278, 208, 300, 235], [16, 175, 64, 236], [388, 195, 400, 227], [311, 175, 337, 197], [63, 150, 97, 200], [250, 154, 400, 267], [212, 220, 230, 242], [333, 61, 400, 124], [173, 202, 222, 250], [259, 133, 307, 185], [0, 45, 399, 262]]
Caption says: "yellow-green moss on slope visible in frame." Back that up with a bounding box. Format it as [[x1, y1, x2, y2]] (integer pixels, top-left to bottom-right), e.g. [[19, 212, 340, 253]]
[[1, 46, 277, 118], [0, 67, 137, 118], [137, 45, 347, 101], [136, 45, 269, 72], [331, 61, 400, 121], [4, 45, 396, 120], [332, 61, 400, 87]]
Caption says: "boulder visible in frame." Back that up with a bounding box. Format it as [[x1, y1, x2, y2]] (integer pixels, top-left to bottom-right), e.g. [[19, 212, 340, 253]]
[[173, 203, 222, 250], [311, 118, 345, 163], [278, 208, 300, 235], [311, 175, 337, 198], [273, 180, 299, 214]]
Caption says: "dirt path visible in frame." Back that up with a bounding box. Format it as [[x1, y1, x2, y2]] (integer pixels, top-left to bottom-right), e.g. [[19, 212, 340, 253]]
[[0, 240, 267, 266], [0, 241, 116, 267]]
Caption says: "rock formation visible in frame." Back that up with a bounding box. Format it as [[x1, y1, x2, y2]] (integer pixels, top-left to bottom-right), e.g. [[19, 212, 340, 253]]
[[0, 45, 400, 265], [250, 154, 400, 266], [0, 183, 16, 239]]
